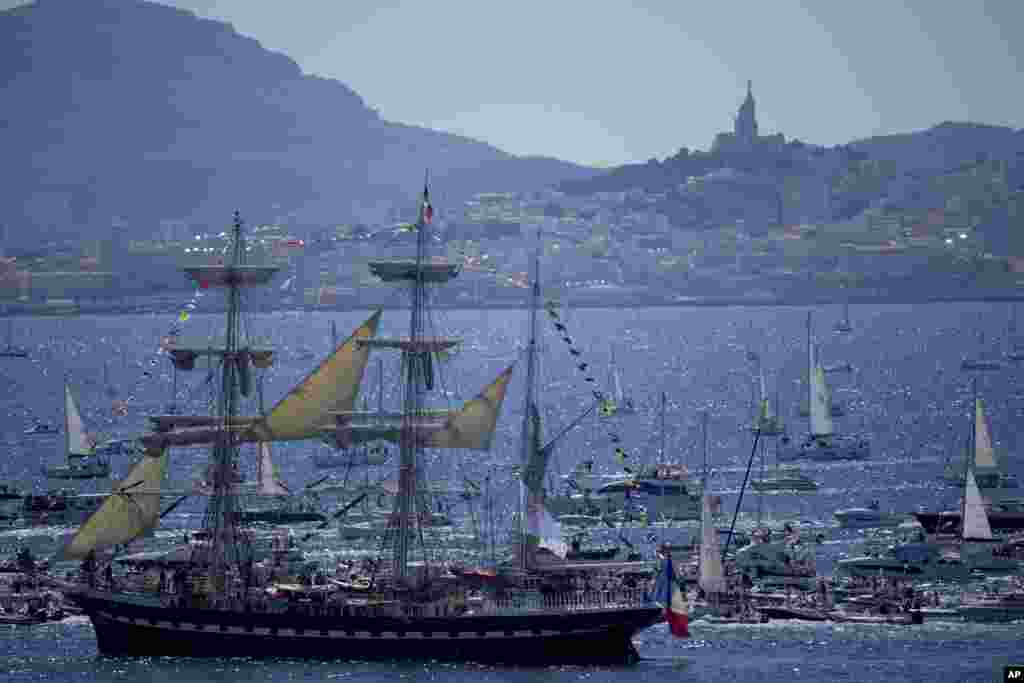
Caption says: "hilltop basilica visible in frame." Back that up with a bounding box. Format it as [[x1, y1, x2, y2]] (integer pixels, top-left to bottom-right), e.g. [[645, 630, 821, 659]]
[[711, 81, 786, 156]]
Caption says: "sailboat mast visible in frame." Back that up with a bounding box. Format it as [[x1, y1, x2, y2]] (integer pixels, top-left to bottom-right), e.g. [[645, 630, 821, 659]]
[[63, 378, 70, 460], [960, 379, 977, 538], [806, 311, 814, 428], [377, 358, 384, 415], [659, 391, 666, 462], [518, 233, 541, 571], [701, 410, 709, 492]]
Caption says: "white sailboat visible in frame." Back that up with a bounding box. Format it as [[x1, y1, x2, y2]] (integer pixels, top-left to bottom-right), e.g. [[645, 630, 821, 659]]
[[939, 391, 1018, 493], [779, 313, 868, 462], [956, 469, 1017, 575], [600, 347, 635, 416], [42, 382, 111, 479], [698, 493, 726, 596], [748, 365, 785, 435]]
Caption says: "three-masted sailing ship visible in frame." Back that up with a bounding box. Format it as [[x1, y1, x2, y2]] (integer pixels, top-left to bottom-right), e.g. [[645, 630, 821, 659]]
[[60, 190, 669, 663]]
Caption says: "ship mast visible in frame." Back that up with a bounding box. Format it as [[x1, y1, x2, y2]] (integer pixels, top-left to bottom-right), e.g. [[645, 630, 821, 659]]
[[367, 175, 461, 582], [186, 212, 278, 587], [395, 178, 431, 580], [518, 233, 541, 571]]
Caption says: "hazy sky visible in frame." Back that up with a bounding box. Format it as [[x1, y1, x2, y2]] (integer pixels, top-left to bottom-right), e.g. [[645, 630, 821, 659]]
[[6, 0, 1023, 166]]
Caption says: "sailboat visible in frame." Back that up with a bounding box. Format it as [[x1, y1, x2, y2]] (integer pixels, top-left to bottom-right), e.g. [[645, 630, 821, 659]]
[[844, 468, 1014, 581], [779, 313, 869, 462], [62, 196, 666, 664], [0, 318, 28, 358], [549, 394, 701, 523], [798, 344, 846, 415], [938, 391, 1018, 492], [600, 347, 636, 416], [918, 387, 1023, 534], [961, 325, 1003, 371], [751, 462, 817, 493], [748, 365, 785, 436], [236, 443, 326, 524], [42, 382, 111, 480]]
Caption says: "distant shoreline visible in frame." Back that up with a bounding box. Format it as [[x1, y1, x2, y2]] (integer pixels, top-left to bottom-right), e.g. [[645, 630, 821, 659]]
[[3, 290, 1024, 318]]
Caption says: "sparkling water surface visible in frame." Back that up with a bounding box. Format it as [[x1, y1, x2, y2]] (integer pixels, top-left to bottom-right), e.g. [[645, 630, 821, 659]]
[[1, 302, 1022, 681]]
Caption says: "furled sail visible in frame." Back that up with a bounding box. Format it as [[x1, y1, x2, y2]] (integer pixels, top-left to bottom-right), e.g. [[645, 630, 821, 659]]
[[961, 469, 993, 541], [56, 446, 168, 561], [809, 366, 833, 437], [249, 310, 381, 442], [973, 398, 997, 470], [65, 383, 92, 455], [699, 494, 726, 595]]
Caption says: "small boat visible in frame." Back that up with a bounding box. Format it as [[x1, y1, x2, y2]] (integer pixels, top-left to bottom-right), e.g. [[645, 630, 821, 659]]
[[782, 314, 869, 463], [961, 359, 1002, 371], [42, 382, 111, 480], [828, 610, 922, 625], [599, 346, 636, 416], [734, 526, 817, 582], [957, 590, 1024, 622], [919, 387, 1024, 532], [758, 604, 829, 621], [834, 501, 904, 529], [24, 423, 58, 436], [822, 362, 853, 374], [0, 319, 28, 359], [557, 513, 605, 528], [752, 466, 818, 493]]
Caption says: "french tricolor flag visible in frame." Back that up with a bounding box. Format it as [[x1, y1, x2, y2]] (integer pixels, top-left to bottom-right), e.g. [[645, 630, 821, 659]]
[[421, 183, 433, 225], [654, 549, 689, 638]]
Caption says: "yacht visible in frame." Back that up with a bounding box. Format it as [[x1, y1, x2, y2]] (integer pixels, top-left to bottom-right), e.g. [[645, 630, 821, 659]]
[[914, 499, 1024, 535], [591, 463, 701, 521], [42, 383, 112, 480], [752, 466, 818, 493], [836, 541, 970, 581], [834, 500, 904, 529], [779, 313, 869, 463], [733, 526, 817, 584], [24, 422, 58, 436], [957, 588, 1024, 623]]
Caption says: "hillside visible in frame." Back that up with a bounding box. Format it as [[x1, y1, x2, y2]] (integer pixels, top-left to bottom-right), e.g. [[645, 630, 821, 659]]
[[0, 0, 595, 245]]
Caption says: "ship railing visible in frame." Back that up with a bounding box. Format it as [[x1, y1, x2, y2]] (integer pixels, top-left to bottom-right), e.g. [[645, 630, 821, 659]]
[[480, 589, 650, 615]]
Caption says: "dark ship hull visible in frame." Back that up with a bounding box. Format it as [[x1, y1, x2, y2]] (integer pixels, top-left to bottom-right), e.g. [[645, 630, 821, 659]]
[[69, 591, 662, 664], [913, 511, 1024, 534], [238, 510, 326, 524]]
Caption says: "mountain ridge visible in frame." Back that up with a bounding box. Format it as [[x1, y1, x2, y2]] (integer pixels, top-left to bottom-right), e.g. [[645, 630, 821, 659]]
[[0, 0, 596, 245]]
